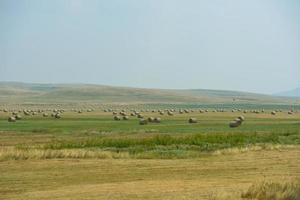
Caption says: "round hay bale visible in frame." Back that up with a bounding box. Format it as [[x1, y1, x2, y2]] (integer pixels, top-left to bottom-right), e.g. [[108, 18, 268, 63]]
[[15, 115, 22, 120], [8, 116, 16, 122], [229, 121, 241, 128], [120, 112, 127, 116], [43, 113, 48, 117], [23, 111, 30, 115], [137, 114, 144, 118], [139, 118, 148, 125], [237, 116, 245, 122], [148, 117, 154, 122], [167, 111, 174, 116], [271, 111, 276, 115], [154, 117, 161, 123], [114, 116, 121, 121], [188, 118, 197, 123], [55, 113, 61, 119], [123, 116, 129, 120]]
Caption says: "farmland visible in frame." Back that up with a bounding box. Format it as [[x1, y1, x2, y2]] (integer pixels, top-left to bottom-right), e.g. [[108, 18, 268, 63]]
[[0, 106, 300, 199]]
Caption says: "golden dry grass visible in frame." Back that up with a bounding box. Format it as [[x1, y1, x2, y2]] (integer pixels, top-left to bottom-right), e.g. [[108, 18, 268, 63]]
[[241, 179, 300, 200], [0, 144, 298, 161], [1, 148, 299, 200]]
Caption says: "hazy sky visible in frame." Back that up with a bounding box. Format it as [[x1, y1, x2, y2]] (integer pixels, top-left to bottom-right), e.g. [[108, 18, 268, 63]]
[[1, 0, 299, 94]]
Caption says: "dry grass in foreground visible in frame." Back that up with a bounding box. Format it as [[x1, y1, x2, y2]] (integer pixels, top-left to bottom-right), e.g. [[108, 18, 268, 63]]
[[241, 179, 300, 200], [210, 179, 300, 200], [1, 148, 299, 200]]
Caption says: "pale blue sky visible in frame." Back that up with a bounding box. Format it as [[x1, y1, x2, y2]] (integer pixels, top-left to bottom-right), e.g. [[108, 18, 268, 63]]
[[1, 0, 299, 94]]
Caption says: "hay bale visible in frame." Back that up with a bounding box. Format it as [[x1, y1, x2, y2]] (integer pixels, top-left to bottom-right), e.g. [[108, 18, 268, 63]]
[[148, 117, 154, 122], [237, 116, 245, 122], [137, 114, 144, 118], [123, 116, 129, 120], [188, 118, 197, 123], [229, 120, 241, 128], [154, 117, 161, 123], [229, 116, 244, 128], [120, 112, 127, 116], [139, 118, 148, 125], [15, 115, 22, 120], [167, 111, 174, 116], [271, 111, 276, 115], [8, 116, 16, 122], [114, 116, 121, 121], [23, 110, 30, 115], [43, 113, 48, 117], [55, 113, 61, 119]]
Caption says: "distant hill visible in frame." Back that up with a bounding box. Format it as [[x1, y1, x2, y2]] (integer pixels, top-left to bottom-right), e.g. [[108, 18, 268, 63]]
[[0, 82, 297, 104], [274, 88, 300, 97]]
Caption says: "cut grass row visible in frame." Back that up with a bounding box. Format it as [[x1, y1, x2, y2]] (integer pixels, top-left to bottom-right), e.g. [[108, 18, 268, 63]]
[[43, 131, 300, 151]]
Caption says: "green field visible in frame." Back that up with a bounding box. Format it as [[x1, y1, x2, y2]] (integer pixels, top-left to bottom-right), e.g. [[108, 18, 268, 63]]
[[0, 108, 300, 199], [1, 109, 300, 158]]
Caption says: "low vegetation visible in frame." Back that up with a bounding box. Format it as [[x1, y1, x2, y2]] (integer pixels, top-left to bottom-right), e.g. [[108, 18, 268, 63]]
[[241, 179, 300, 200]]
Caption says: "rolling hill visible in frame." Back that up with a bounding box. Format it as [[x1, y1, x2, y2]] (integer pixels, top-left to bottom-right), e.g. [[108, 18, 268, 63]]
[[0, 82, 298, 105], [274, 88, 300, 97]]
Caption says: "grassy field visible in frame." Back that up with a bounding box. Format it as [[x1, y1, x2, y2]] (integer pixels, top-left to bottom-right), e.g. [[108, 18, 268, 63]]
[[0, 108, 300, 199]]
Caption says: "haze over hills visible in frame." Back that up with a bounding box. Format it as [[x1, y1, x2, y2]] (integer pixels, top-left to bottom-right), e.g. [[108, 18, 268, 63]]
[[274, 88, 300, 98], [0, 82, 298, 105]]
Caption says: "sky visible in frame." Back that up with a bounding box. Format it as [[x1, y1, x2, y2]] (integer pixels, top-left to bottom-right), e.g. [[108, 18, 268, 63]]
[[0, 0, 299, 94]]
